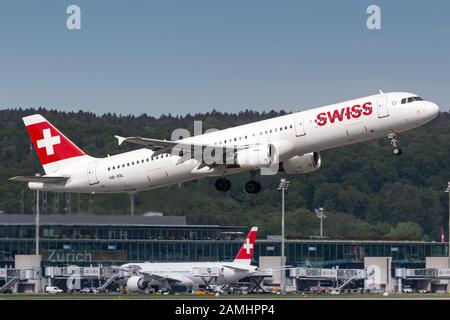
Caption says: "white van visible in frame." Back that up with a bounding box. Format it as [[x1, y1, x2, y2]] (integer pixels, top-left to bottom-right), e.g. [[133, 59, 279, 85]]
[[45, 286, 63, 294]]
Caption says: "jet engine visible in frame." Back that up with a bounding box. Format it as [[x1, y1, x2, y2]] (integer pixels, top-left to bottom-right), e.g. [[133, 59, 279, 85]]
[[280, 152, 321, 174], [235, 144, 275, 169], [126, 275, 148, 292]]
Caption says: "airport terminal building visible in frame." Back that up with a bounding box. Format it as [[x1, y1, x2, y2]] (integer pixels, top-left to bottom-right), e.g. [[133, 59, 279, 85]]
[[0, 214, 447, 269]]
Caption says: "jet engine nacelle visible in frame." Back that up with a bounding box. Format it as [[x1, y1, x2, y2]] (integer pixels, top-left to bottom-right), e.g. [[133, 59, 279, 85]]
[[126, 275, 148, 292], [235, 144, 275, 169], [280, 152, 321, 174]]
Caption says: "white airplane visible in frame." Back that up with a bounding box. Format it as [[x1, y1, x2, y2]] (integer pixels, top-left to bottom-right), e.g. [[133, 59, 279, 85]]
[[11, 91, 439, 193], [121, 226, 259, 291]]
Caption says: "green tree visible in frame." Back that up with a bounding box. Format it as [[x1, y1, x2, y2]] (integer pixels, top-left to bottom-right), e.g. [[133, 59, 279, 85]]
[[387, 222, 425, 240]]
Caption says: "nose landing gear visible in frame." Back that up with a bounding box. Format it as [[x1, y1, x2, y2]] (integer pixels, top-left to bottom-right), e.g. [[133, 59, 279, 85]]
[[388, 131, 402, 156]]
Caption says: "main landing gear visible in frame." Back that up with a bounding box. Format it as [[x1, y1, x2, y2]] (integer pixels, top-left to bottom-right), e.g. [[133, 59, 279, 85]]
[[214, 174, 262, 194], [215, 177, 231, 192], [245, 180, 261, 194], [388, 131, 402, 156]]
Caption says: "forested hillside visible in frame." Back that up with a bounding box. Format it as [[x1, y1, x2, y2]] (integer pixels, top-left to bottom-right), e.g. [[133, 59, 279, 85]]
[[1, 108, 450, 241]]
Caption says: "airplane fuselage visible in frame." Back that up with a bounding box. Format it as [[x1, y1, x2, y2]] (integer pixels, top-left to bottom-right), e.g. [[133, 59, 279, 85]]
[[122, 261, 258, 287], [27, 91, 440, 193]]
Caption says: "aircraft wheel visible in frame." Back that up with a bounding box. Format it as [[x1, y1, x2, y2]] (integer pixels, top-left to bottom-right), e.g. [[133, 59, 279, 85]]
[[245, 180, 261, 194], [215, 178, 231, 192], [392, 148, 402, 156]]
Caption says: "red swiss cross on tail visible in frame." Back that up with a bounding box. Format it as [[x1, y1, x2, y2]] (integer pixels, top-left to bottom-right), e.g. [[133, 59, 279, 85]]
[[233, 226, 258, 265], [23, 114, 86, 167]]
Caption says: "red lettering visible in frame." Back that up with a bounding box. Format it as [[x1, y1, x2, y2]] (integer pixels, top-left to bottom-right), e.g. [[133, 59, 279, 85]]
[[362, 102, 373, 115], [351, 104, 362, 118], [316, 112, 327, 126], [327, 108, 345, 123], [316, 101, 372, 127]]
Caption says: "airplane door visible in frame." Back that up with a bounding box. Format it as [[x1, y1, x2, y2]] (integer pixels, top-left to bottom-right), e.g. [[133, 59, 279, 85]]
[[87, 162, 99, 185], [377, 96, 389, 118], [295, 118, 306, 137]]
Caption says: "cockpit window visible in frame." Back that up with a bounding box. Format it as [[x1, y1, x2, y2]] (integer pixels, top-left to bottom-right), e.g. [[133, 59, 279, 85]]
[[402, 96, 423, 104]]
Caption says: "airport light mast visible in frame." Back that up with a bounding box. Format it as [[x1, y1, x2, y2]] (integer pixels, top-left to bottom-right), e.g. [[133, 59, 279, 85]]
[[278, 178, 290, 292], [35, 173, 40, 256], [314, 207, 327, 238], [445, 182, 450, 258]]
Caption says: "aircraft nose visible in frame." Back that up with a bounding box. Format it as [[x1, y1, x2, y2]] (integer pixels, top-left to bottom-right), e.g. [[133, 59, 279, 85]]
[[428, 102, 440, 119]]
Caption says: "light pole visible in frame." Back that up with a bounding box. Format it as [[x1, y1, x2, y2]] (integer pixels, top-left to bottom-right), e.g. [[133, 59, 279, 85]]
[[130, 192, 137, 216], [314, 207, 327, 238], [445, 182, 450, 258], [35, 173, 41, 256], [278, 178, 290, 292]]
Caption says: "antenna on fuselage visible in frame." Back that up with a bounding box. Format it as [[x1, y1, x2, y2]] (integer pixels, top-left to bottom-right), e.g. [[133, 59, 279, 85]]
[[378, 89, 384, 94]]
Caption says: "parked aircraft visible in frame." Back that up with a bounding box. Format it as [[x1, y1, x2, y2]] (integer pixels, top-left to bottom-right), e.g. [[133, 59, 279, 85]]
[[122, 227, 259, 291]]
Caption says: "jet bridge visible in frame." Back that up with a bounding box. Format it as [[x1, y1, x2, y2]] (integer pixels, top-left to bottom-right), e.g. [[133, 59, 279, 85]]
[[44, 266, 123, 292], [0, 267, 42, 293], [290, 267, 367, 292]]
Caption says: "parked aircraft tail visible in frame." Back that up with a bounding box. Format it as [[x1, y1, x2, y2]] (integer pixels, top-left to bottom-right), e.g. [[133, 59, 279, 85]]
[[233, 226, 258, 264]]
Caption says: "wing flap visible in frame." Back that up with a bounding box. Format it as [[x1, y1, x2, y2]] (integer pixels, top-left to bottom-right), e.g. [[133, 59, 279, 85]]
[[114, 135, 250, 155]]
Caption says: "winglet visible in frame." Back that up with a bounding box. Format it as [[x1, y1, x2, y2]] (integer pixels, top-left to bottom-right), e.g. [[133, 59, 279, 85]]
[[115, 135, 127, 146]]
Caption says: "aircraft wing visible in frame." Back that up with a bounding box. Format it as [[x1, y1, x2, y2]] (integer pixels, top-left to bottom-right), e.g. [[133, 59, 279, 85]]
[[221, 264, 256, 271], [9, 176, 69, 184], [140, 271, 193, 284], [115, 135, 250, 157]]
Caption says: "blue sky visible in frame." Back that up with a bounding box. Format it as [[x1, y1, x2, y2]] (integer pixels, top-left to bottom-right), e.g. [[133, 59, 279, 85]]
[[0, 0, 449, 116]]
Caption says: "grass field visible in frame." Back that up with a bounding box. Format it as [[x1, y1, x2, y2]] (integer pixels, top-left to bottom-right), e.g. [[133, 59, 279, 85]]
[[2, 293, 450, 300]]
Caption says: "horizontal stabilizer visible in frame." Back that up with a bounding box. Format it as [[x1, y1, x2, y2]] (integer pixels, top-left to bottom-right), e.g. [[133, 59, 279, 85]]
[[9, 176, 69, 184]]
